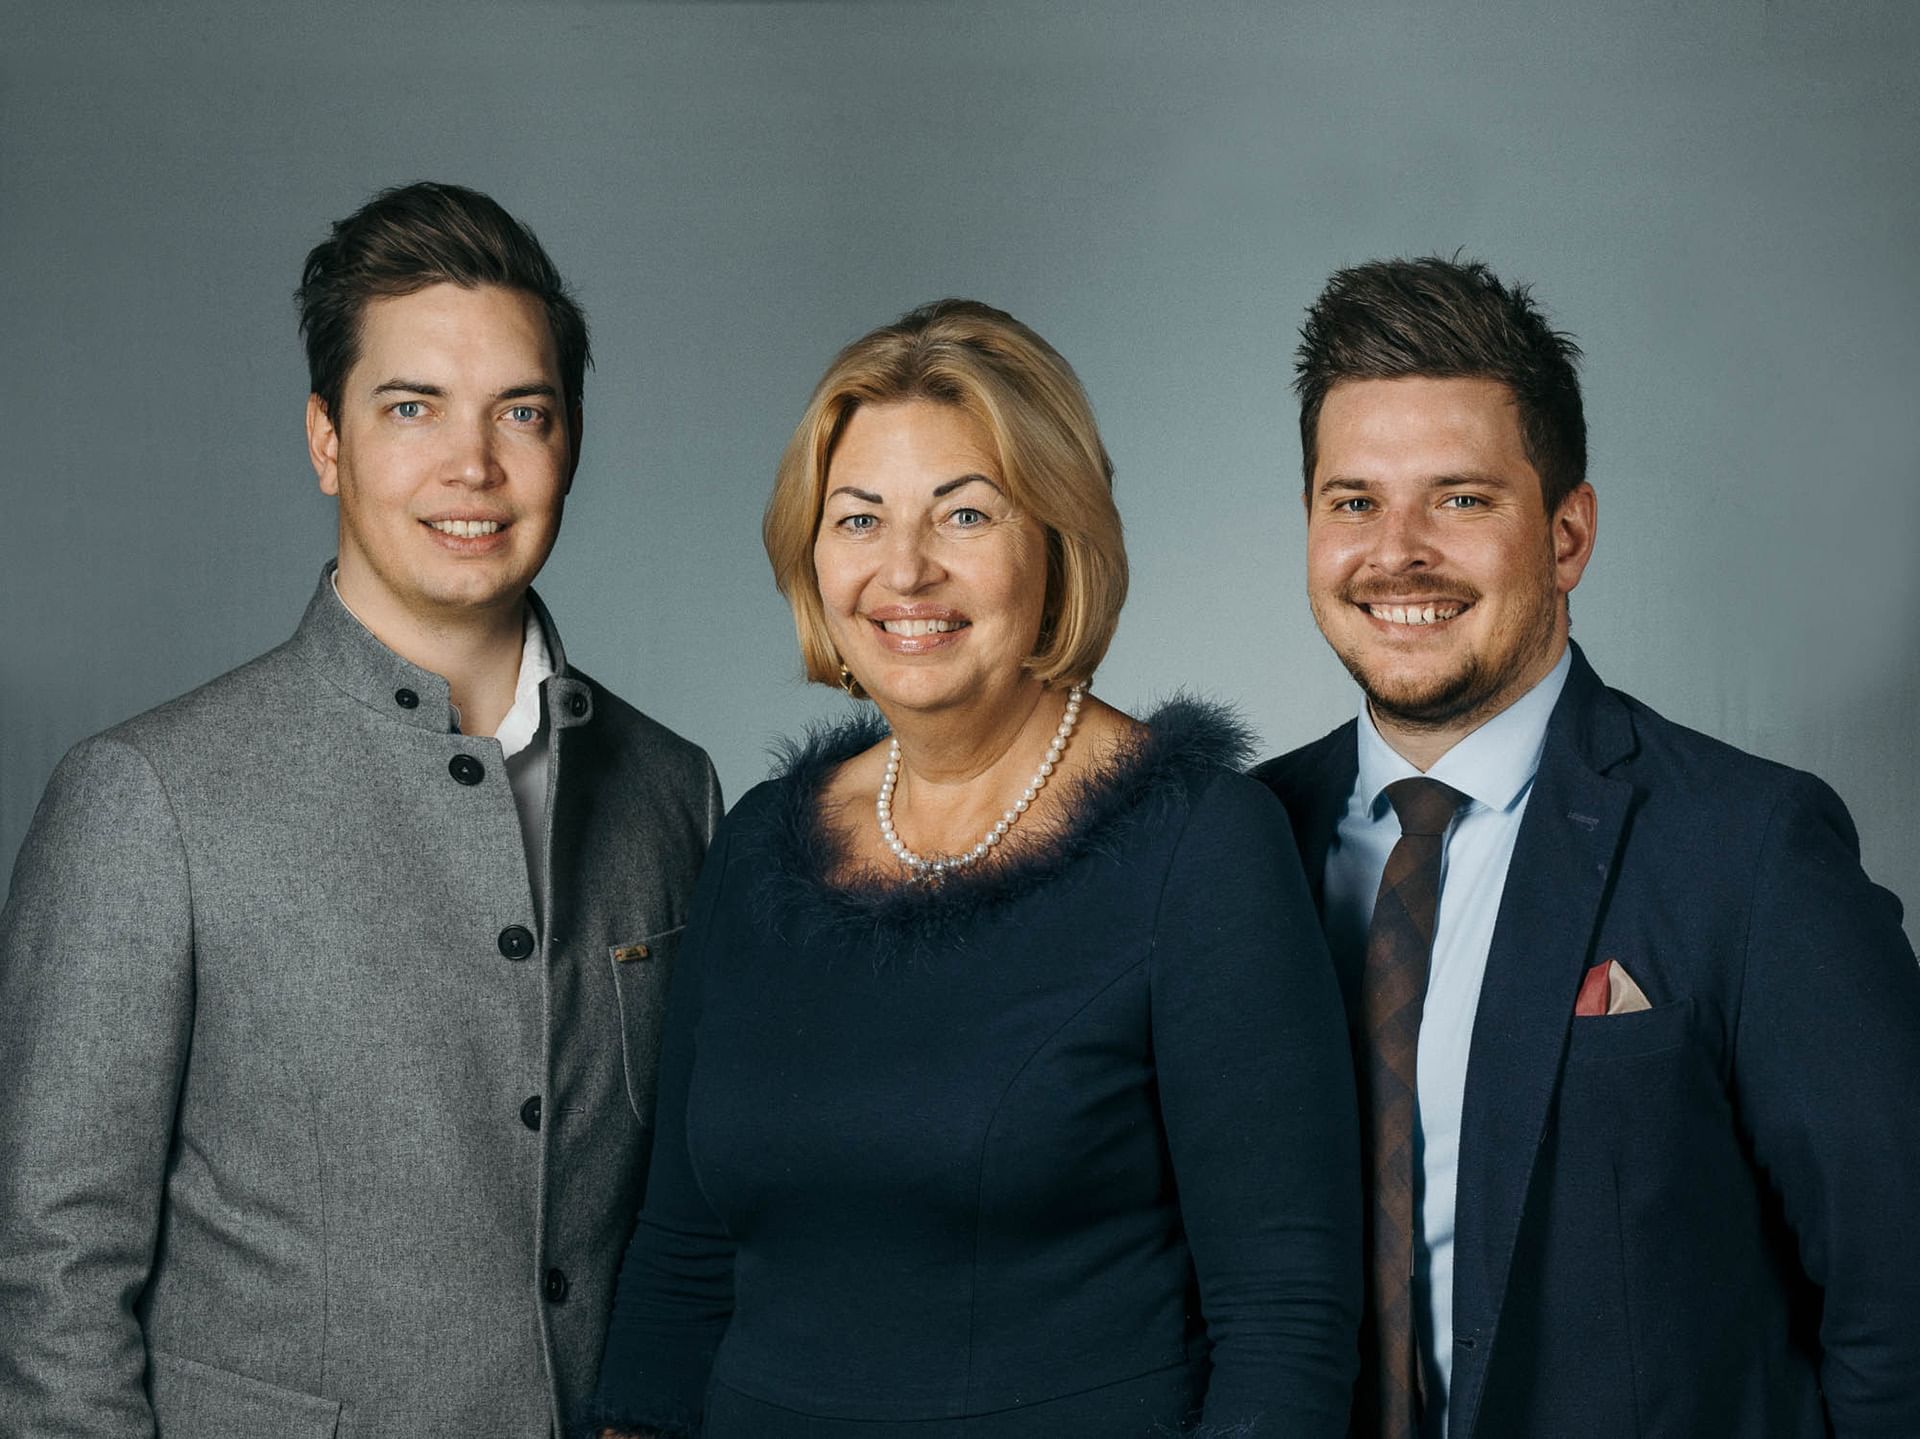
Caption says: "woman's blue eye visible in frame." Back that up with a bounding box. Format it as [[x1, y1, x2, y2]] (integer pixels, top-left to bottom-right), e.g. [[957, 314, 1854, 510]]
[[949, 507, 987, 526], [840, 514, 877, 532]]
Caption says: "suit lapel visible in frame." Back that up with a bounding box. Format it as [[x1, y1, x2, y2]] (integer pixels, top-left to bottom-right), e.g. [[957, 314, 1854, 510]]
[[1296, 725, 1359, 911], [1448, 649, 1636, 1439], [1255, 724, 1362, 1015]]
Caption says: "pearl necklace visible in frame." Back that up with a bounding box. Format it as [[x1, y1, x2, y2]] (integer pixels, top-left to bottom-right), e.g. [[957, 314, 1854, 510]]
[[877, 685, 1085, 882]]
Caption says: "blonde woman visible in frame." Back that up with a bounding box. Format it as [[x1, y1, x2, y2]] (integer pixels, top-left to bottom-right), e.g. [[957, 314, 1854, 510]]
[[588, 301, 1358, 1438]]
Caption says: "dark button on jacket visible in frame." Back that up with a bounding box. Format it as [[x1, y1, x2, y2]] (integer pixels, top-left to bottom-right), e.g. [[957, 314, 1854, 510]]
[[497, 925, 535, 961], [449, 754, 484, 786], [520, 1095, 542, 1131], [543, 1268, 569, 1304]]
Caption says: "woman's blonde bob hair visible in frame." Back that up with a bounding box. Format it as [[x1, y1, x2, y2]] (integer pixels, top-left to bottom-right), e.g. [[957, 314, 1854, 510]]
[[765, 299, 1128, 693]]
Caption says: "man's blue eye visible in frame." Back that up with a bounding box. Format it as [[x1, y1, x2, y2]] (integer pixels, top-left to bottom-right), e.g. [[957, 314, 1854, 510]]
[[394, 401, 424, 419], [1444, 495, 1483, 509], [508, 406, 540, 424]]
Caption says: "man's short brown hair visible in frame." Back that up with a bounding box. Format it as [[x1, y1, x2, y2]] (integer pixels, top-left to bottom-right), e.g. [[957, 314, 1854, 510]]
[[1295, 256, 1587, 512], [297, 181, 590, 425]]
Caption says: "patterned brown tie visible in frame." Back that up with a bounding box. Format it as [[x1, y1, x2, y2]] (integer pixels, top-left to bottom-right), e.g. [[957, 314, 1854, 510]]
[[1355, 777, 1469, 1439]]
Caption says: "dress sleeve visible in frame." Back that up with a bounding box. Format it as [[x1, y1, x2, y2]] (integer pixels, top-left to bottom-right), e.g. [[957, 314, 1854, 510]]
[[1149, 770, 1362, 1437], [1731, 772, 1920, 1437], [585, 821, 739, 1438], [0, 737, 196, 1436]]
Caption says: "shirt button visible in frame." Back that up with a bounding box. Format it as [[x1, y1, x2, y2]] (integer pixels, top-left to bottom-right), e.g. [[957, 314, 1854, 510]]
[[520, 1095, 542, 1131], [394, 687, 419, 709], [497, 925, 535, 960], [448, 754, 484, 786], [567, 693, 589, 718], [543, 1268, 569, 1303]]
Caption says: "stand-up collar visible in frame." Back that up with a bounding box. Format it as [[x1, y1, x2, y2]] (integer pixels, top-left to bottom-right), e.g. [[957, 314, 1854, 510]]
[[286, 561, 575, 733]]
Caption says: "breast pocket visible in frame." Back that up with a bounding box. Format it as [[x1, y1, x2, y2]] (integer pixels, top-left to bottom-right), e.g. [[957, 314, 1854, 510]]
[[609, 926, 683, 1127], [1565, 996, 1693, 1064]]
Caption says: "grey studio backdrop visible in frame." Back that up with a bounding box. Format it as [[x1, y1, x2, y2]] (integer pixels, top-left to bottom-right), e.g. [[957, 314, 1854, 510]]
[[3, 0, 1917, 908]]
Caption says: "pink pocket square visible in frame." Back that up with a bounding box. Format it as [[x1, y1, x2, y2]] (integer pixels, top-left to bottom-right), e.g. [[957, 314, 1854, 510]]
[[1574, 959, 1652, 1018]]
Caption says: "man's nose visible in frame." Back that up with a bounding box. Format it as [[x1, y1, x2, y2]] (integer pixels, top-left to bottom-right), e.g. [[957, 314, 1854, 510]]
[[445, 417, 504, 488], [1371, 504, 1438, 572]]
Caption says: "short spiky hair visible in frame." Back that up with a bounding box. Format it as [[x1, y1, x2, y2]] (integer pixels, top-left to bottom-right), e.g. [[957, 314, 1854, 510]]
[[297, 181, 590, 424], [1294, 256, 1587, 513]]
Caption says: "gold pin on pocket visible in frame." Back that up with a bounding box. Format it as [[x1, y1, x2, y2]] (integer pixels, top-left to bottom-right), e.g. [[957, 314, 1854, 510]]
[[611, 942, 651, 964]]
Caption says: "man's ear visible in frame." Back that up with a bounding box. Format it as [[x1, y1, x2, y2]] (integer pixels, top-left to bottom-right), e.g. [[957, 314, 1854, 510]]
[[307, 393, 341, 495], [564, 400, 584, 496], [1552, 481, 1598, 597]]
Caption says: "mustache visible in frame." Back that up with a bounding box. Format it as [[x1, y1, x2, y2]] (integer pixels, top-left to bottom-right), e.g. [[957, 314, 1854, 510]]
[[1342, 581, 1480, 607]]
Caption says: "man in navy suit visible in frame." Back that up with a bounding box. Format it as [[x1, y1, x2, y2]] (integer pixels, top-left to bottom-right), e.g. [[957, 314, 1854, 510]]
[[1254, 256, 1920, 1438]]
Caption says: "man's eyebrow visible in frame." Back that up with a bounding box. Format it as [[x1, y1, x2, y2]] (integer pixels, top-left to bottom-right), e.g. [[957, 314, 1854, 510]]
[[497, 383, 559, 402], [933, 473, 999, 498], [1315, 472, 1520, 493], [370, 379, 446, 398], [1428, 471, 1516, 489], [826, 485, 884, 503]]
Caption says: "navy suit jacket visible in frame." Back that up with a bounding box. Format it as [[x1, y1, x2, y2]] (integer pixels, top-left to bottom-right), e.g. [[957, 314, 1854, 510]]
[[1253, 644, 1920, 1438]]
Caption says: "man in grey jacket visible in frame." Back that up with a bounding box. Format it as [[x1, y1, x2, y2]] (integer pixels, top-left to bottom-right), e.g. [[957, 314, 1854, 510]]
[[0, 182, 720, 1437]]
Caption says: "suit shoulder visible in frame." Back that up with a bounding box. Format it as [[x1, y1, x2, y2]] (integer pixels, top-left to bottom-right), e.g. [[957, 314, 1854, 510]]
[[569, 670, 716, 779], [1604, 684, 1836, 817], [1250, 721, 1355, 808], [84, 641, 302, 766]]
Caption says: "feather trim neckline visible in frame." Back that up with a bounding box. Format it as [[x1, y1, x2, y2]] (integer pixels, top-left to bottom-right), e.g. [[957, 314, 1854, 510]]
[[752, 695, 1256, 955]]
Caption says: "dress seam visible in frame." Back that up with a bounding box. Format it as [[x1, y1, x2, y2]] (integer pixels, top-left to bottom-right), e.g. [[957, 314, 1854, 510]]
[[963, 951, 1154, 1413]]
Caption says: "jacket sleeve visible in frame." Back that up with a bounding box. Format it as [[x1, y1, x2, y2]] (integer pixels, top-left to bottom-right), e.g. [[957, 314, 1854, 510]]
[[1151, 771, 1362, 1437], [1732, 771, 1920, 1437], [585, 820, 737, 1438], [0, 737, 197, 1437]]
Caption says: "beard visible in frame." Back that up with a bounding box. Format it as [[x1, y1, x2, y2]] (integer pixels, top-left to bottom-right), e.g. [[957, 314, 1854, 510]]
[[1326, 564, 1561, 734]]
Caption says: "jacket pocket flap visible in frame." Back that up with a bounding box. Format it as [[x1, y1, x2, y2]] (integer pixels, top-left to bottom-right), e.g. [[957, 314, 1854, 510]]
[[149, 1348, 342, 1436]]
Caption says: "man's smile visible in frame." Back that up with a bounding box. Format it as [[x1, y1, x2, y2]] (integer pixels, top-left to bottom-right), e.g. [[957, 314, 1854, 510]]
[[1361, 600, 1469, 627], [424, 517, 509, 538]]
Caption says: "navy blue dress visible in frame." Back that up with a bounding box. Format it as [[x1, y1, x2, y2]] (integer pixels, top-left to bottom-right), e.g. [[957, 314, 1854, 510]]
[[588, 701, 1359, 1437]]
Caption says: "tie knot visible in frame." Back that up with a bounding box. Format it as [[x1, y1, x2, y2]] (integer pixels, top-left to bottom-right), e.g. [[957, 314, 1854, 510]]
[[1384, 776, 1469, 836]]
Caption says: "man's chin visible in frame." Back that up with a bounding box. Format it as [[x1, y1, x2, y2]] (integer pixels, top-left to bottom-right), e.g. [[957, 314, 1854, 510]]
[[1352, 663, 1489, 732]]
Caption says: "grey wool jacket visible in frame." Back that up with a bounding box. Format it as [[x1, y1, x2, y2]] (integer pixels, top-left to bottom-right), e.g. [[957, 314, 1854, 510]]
[[0, 567, 721, 1438]]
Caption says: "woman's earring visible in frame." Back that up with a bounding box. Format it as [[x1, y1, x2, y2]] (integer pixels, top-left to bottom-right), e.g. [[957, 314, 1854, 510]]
[[838, 664, 866, 701]]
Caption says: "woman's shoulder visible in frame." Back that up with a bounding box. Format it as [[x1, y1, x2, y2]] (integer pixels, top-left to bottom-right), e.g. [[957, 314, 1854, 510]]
[[1081, 695, 1298, 871], [1098, 693, 1261, 800]]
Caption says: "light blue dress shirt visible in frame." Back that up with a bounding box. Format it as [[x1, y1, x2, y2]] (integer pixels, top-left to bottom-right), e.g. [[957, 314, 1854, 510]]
[[1321, 645, 1572, 1438]]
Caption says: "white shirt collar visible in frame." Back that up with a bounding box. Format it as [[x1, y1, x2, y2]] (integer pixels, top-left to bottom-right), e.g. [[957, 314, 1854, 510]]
[[493, 607, 555, 759], [1354, 644, 1573, 820]]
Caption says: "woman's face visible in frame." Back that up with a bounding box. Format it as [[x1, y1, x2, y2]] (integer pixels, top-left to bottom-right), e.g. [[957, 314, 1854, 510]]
[[814, 399, 1049, 720]]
